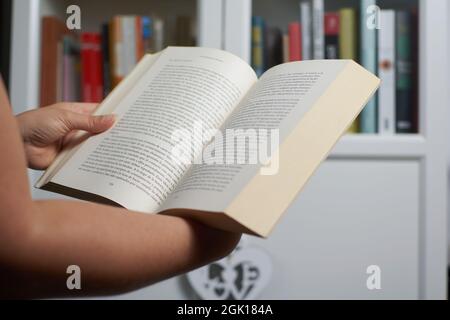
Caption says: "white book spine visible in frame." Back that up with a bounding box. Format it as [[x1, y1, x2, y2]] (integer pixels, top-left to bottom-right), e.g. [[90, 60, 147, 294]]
[[312, 0, 324, 59], [378, 10, 396, 135], [122, 16, 137, 75], [300, 1, 312, 60], [153, 18, 165, 52]]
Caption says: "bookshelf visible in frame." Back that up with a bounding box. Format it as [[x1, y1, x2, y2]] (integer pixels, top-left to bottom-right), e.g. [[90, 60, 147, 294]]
[[224, 0, 447, 300], [9, 0, 448, 299]]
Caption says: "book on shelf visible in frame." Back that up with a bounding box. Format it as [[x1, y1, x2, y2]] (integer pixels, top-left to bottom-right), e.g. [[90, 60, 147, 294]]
[[359, 0, 378, 133], [250, 1, 419, 135], [395, 11, 414, 133], [265, 27, 283, 69], [300, 1, 312, 60], [378, 10, 396, 135], [38, 14, 173, 106], [312, 0, 325, 60], [81, 33, 103, 103], [324, 13, 339, 60], [339, 8, 359, 133], [62, 36, 80, 102], [251, 16, 265, 77], [40, 16, 74, 107], [288, 22, 302, 62], [36, 46, 380, 237]]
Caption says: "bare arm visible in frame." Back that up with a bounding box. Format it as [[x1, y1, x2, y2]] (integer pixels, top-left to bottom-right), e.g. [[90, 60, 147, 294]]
[[0, 79, 240, 299]]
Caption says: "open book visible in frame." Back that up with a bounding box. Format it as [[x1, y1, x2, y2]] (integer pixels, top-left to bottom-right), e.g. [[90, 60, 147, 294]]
[[36, 46, 380, 237]]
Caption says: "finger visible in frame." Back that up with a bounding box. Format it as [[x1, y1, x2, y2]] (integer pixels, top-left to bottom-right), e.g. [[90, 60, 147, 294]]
[[53, 102, 99, 115], [63, 112, 116, 134]]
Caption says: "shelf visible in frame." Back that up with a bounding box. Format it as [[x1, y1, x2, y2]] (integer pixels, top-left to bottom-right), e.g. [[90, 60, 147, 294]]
[[329, 134, 426, 158]]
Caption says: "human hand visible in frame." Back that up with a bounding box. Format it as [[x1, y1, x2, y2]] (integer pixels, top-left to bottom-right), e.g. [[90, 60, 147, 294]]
[[16, 103, 115, 170]]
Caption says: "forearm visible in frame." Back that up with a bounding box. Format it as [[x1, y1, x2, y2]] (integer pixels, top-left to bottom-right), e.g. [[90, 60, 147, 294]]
[[1, 200, 240, 298]]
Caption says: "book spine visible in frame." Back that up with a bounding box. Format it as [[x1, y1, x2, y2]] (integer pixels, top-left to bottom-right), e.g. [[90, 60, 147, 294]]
[[135, 16, 144, 61], [324, 13, 339, 59], [153, 18, 164, 52], [62, 36, 79, 102], [40, 17, 70, 107], [265, 27, 283, 69], [81, 33, 103, 103], [411, 9, 419, 133], [91, 33, 103, 103], [360, 0, 378, 133], [288, 22, 302, 61], [251, 16, 265, 77], [282, 34, 290, 63], [339, 8, 359, 133], [378, 10, 396, 135], [56, 41, 64, 103], [110, 16, 124, 87], [300, 1, 312, 60], [62, 37, 71, 102], [395, 11, 414, 133], [142, 16, 152, 53], [101, 24, 111, 97], [122, 16, 137, 75], [312, 0, 324, 59], [81, 33, 93, 102]]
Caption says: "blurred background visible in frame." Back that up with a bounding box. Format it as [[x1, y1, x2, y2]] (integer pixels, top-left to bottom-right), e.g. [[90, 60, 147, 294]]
[[0, 0, 448, 299]]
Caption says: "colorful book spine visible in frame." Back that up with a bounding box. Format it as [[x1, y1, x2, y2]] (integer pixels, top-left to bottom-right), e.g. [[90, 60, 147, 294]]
[[288, 22, 302, 61], [312, 0, 324, 59], [142, 16, 152, 54], [265, 27, 283, 69], [81, 33, 93, 102], [251, 16, 265, 77], [135, 16, 145, 61], [378, 10, 396, 135], [91, 33, 103, 102], [39, 17, 71, 106], [395, 11, 414, 133], [324, 13, 339, 59], [300, 1, 312, 60], [339, 8, 359, 133], [360, 0, 378, 133], [81, 33, 103, 103]]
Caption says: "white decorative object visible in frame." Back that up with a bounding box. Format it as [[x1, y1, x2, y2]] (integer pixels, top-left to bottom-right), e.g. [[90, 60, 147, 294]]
[[187, 238, 272, 300]]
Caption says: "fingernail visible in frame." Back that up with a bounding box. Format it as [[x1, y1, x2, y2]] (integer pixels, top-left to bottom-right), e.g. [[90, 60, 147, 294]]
[[100, 114, 116, 123]]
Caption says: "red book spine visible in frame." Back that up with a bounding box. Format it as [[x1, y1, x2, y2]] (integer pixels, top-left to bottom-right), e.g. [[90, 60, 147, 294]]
[[288, 22, 302, 61], [81, 33, 103, 103], [325, 13, 340, 36], [91, 34, 104, 102], [81, 33, 93, 102]]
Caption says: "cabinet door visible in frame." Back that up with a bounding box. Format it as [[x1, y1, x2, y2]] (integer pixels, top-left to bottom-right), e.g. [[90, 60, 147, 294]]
[[249, 159, 421, 299]]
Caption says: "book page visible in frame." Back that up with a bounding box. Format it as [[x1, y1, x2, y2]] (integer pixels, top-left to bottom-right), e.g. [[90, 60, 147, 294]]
[[160, 60, 349, 213], [48, 47, 257, 213]]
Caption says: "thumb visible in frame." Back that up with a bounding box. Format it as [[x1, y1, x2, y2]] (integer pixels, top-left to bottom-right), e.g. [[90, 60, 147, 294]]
[[64, 112, 116, 134]]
